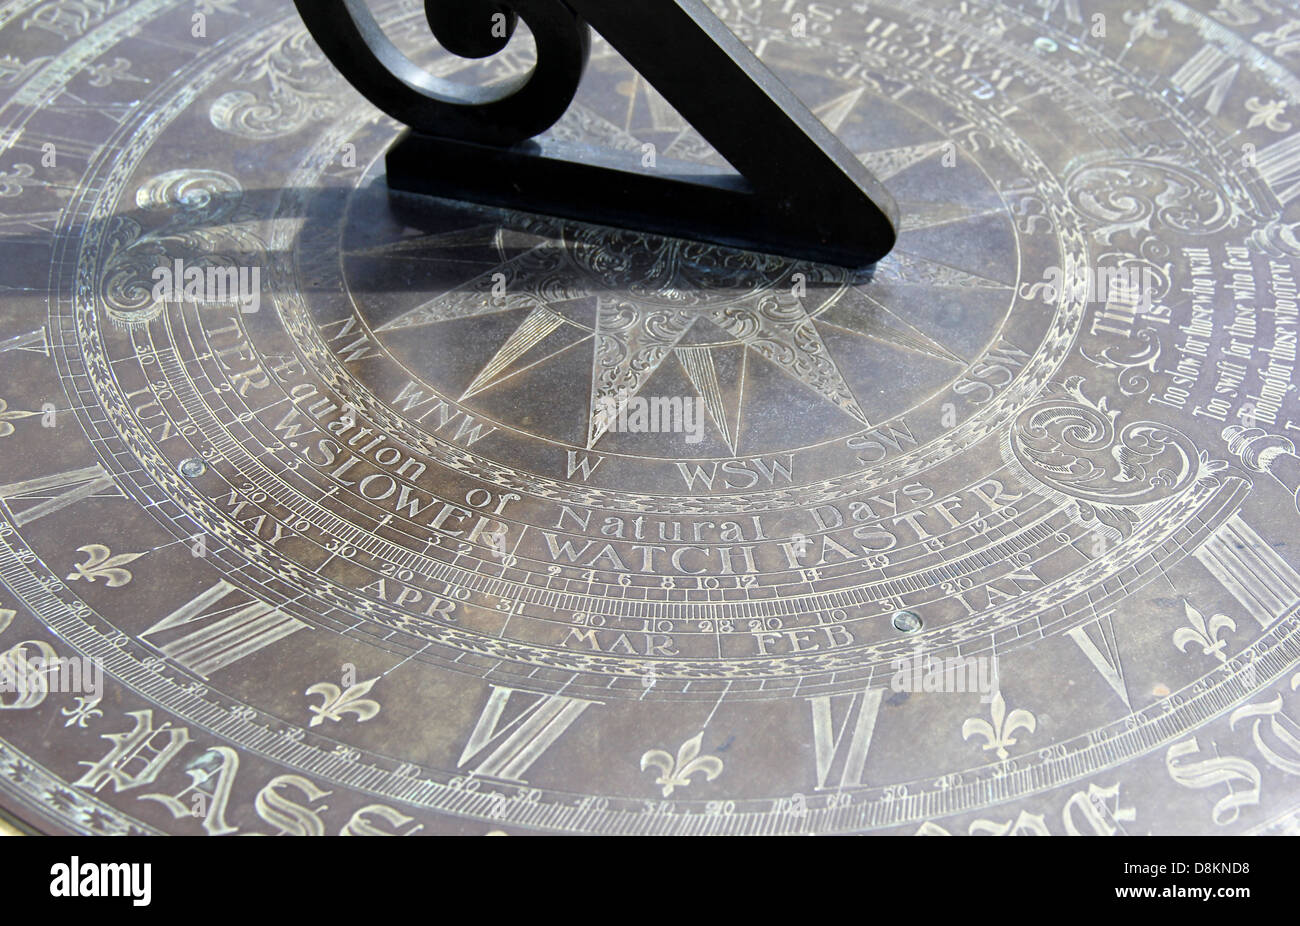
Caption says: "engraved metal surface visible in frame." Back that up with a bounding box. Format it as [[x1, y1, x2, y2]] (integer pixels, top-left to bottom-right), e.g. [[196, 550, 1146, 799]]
[[1, 0, 1300, 835]]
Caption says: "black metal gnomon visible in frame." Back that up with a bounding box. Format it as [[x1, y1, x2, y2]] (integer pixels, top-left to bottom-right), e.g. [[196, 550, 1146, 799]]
[[293, 0, 899, 267]]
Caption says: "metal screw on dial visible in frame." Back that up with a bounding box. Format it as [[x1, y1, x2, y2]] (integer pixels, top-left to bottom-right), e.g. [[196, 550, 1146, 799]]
[[177, 458, 207, 478], [892, 611, 923, 634]]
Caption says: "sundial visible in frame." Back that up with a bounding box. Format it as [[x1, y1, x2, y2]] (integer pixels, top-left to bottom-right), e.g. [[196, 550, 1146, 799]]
[[0, 0, 1299, 837]]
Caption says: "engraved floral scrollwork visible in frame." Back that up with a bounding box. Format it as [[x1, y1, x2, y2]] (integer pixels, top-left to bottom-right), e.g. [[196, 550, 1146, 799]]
[[591, 302, 692, 383], [563, 224, 797, 308], [708, 291, 862, 418], [1249, 218, 1300, 257], [210, 30, 342, 139], [100, 169, 264, 326], [1006, 377, 1200, 510], [1081, 326, 1163, 396], [22, 0, 131, 41], [1066, 154, 1234, 258]]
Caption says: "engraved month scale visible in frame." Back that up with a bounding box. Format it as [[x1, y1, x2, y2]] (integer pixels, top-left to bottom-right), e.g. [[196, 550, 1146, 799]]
[[0, 0, 1298, 836]]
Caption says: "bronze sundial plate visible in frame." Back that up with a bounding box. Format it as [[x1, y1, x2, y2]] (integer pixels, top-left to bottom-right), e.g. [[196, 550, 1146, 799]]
[[1, 0, 1299, 837]]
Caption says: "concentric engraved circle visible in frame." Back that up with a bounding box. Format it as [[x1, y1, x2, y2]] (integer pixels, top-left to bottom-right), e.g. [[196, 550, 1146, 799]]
[[0, 0, 1297, 836]]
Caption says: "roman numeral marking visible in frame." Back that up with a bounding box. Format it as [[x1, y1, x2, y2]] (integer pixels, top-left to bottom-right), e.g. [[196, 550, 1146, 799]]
[[44, 97, 134, 127], [1195, 514, 1300, 629], [458, 685, 598, 782], [1068, 613, 1130, 708], [810, 686, 884, 789], [0, 327, 49, 357], [0, 463, 118, 526], [1255, 133, 1300, 205], [0, 211, 61, 233], [1171, 46, 1239, 115], [142, 580, 308, 678]]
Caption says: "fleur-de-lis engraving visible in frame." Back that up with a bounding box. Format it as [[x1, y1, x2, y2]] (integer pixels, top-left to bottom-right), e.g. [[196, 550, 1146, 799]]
[[962, 691, 1036, 761], [640, 732, 723, 797], [1122, 9, 1167, 42], [1173, 600, 1235, 662], [65, 544, 146, 588], [60, 696, 103, 728], [0, 399, 39, 437], [1246, 97, 1292, 132], [84, 57, 139, 88], [306, 677, 381, 728]]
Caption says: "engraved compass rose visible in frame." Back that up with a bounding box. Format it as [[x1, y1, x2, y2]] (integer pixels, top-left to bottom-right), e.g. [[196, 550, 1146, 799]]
[[2, 0, 1300, 840], [346, 86, 1011, 453]]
